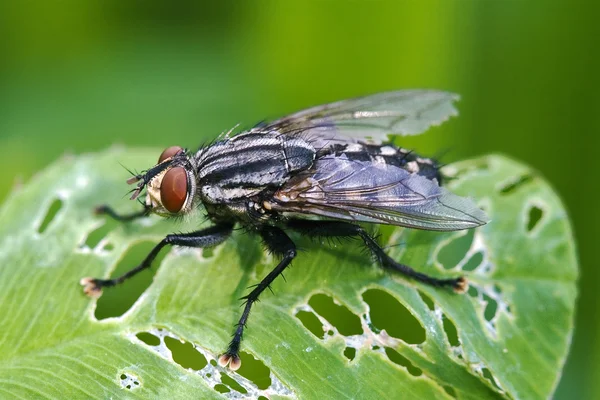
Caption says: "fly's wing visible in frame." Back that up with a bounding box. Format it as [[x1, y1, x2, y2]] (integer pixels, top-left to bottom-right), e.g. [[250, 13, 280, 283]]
[[272, 155, 489, 231], [253, 90, 459, 146]]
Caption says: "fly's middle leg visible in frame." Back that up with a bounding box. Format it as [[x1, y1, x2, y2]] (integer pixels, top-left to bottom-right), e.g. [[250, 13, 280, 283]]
[[219, 225, 297, 370], [287, 219, 467, 293]]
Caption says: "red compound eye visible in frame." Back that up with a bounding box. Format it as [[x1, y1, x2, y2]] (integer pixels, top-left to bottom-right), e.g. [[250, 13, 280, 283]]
[[158, 146, 183, 163], [160, 167, 188, 213]]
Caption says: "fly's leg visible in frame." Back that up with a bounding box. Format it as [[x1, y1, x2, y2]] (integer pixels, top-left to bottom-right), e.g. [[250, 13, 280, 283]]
[[94, 204, 151, 222], [287, 219, 467, 293], [80, 223, 234, 297], [219, 226, 297, 371]]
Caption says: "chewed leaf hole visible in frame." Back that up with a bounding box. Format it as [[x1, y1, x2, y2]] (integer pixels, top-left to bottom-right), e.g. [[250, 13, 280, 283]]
[[417, 290, 435, 311], [437, 229, 474, 270], [220, 373, 248, 394], [482, 367, 502, 391], [82, 219, 118, 249], [136, 332, 160, 346], [362, 289, 425, 344], [202, 247, 214, 259], [344, 347, 356, 361], [308, 294, 362, 336], [214, 384, 230, 393], [527, 205, 544, 232], [444, 386, 457, 398], [483, 293, 498, 322], [463, 252, 484, 272], [467, 285, 479, 298], [296, 310, 325, 339], [499, 174, 533, 195], [37, 198, 63, 234], [95, 241, 167, 320], [164, 336, 207, 371], [236, 352, 272, 390], [119, 372, 141, 390], [385, 348, 422, 376], [442, 314, 459, 347]]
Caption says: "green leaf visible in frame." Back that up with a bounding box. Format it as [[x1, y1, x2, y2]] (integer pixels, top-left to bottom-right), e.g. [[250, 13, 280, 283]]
[[0, 148, 577, 399]]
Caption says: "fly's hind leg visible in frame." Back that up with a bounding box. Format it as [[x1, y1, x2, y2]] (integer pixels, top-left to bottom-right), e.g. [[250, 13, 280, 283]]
[[287, 219, 467, 293]]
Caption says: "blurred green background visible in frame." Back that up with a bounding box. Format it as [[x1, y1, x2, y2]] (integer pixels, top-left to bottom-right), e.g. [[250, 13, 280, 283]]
[[0, 0, 595, 397]]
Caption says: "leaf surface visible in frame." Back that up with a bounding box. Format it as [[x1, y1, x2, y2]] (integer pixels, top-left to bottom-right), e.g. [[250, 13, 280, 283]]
[[0, 149, 577, 399]]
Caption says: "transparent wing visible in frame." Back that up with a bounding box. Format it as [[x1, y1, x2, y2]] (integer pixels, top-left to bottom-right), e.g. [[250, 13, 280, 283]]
[[272, 155, 489, 231], [254, 90, 459, 145]]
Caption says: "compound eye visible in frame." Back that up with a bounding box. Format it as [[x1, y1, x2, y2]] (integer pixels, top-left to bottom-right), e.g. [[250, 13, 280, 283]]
[[158, 146, 183, 163], [160, 167, 188, 213]]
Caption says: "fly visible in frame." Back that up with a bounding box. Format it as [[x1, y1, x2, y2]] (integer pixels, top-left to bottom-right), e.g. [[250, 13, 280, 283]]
[[80, 90, 489, 370]]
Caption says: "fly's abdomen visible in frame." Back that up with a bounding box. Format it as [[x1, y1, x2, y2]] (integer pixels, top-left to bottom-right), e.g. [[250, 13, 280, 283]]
[[329, 143, 443, 183], [197, 132, 315, 203]]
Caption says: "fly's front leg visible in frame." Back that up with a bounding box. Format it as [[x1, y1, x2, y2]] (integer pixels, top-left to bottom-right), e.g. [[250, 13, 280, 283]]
[[287, 219, 467, 293], [80, 223, 234, 297], [94, 204, 151, 222], [219, 226, 297, 371]]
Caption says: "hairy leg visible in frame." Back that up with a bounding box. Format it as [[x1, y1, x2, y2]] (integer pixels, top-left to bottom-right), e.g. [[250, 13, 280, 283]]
[[94, 204, 151, 222], [81, 223, 235, 297], [219, 225, 297, 370], [287, 219, 466, 292]]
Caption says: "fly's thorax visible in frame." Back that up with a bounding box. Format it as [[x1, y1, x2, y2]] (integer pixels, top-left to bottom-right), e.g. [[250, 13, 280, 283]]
[[195, 131, 316, 204]]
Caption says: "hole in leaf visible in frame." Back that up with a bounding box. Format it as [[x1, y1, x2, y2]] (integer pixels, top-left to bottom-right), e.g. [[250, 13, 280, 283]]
[[499, 174, 533, 195], [295, 310, 325, 339], [258, 397, 268, 400], [38, 198, 63, 233], [483, 294, 498, 322], [210, 359, 217, 366], [82, 219, 118, 249], [372, 345, 380, 351], [119, 372, 141, 390], [362, 289, 425, 344], [164, 336, 207, 371], [327, 330, 334, 336], [214, 384, 230, 393], [308, 294, 362, 336], [344, 347, 356, 361], [442, 314, 459, 347], [220, 373, 248, 394], [437, 229, 474, 270], [527, 205, 543, 232], [95, 241, 167, 319], [384, 348, 422, 376], [482, 367, 501, 390], [467, 285, 479, 298], [462, 252, 484, 272], [236, 352, 272, 390], [417, 290, 435, 311], [444, 386, 457, 398], [103, 242, 115, 251], [136, 332, 160, 346], [202, 247, 214, 259]]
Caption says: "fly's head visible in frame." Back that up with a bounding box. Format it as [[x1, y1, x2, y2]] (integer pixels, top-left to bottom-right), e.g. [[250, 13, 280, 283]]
[[128, 146, 198, 217]]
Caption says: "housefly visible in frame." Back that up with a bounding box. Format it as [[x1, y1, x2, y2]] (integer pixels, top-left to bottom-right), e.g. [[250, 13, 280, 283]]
[[81, 90, 489, 370]]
